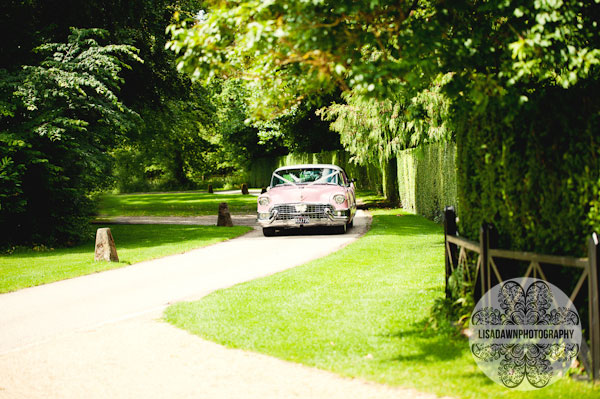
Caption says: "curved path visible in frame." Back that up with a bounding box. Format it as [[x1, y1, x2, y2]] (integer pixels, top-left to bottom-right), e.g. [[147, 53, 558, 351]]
[[0, 212, 447, 399]]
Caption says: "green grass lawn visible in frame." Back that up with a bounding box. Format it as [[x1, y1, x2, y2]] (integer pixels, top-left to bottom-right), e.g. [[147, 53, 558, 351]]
[[355, 189, 389, 207], [165, 209, 599, 399], [0, 224, 251, 293], [97, 191, 258, 217]]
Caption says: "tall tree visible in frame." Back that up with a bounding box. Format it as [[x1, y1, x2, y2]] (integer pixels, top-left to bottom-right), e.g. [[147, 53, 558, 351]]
[[0, 28, 141, 246]]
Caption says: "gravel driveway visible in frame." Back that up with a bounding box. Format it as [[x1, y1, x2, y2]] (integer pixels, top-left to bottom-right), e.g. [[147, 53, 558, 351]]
[[0, 211, 448, 399]]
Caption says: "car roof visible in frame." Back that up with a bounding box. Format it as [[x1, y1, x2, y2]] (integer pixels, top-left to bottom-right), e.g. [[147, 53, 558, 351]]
[[273, 164, 343, 173]]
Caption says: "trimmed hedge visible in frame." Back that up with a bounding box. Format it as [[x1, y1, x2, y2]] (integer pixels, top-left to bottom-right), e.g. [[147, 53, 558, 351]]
[[456, 82, 600, 257], [248, 151, 382, 191], [397, 142, 458, 221]]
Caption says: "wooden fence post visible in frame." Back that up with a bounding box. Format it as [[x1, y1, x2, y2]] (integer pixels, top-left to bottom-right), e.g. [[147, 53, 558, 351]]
[[487, 223, 498, 287], [444, 206, 458, 299], [474, 224, 489, 305], [588, 232, 600, 382]]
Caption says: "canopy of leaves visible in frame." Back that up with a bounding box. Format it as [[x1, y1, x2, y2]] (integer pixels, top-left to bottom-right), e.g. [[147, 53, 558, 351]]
[[166, 0, 439, 117], [167, 0, 600, 117]]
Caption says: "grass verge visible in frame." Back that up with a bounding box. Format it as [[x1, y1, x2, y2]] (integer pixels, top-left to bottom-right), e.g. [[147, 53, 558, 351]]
[[165, 209, 599, 399], [0, 224, 251, 293], [97, 191, 257, 217]]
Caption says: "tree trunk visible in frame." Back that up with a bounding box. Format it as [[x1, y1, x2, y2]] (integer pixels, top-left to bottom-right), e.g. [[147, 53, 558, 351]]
[[172, 149, 190, 188]]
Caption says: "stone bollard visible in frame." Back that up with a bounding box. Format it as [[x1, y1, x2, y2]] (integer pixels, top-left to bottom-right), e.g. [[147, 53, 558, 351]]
[[217, 202, 234, 227], [94, 227, 119, 262], [241, 183, 249, 195], [207, 184, 214, 194]]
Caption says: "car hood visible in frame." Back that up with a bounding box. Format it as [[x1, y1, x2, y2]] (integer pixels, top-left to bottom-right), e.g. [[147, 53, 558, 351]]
[[267, 185, 343, 205]]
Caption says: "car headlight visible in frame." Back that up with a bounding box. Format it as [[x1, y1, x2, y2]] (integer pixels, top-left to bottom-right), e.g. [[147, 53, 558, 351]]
[[333, 194, 346, 204], [258, 196, 270, 206]]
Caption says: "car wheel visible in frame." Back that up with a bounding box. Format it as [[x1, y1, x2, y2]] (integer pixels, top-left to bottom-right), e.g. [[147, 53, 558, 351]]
[[347, 218, 354, 229], [262, 227, 276, 237]]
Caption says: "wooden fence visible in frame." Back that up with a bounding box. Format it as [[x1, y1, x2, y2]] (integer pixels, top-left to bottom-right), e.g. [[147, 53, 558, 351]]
[[443, 206, 600, 382]]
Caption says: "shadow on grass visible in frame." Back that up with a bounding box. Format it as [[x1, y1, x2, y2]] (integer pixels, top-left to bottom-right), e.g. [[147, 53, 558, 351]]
[[382, 319, 467, 363], [98, 192, 257, 216]]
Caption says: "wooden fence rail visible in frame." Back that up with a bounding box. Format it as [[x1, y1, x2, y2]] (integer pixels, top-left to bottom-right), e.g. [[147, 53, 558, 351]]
[[443, 206, 600, 382]]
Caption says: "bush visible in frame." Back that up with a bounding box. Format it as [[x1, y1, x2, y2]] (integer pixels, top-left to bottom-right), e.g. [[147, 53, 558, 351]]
[[0, 131, 99, 246]]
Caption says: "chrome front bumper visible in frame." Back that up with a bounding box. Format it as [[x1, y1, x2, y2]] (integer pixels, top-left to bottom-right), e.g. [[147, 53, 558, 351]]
[[257, 203, 351, 227]]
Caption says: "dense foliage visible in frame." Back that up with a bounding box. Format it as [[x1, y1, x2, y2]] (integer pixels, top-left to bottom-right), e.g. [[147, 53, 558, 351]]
[[0, 29, 140, 246], [166, 1, 439, 111], [112, 83, 221, 193], [162, 1, 452, 206], [457, 83, 600, 256], [0, 0, 212, 246], [166, 1, 437, 202], [438, 1, 600, 255]]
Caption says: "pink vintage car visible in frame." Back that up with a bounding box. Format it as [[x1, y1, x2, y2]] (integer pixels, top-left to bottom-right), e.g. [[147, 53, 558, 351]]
[[257, 164, 357, 236]]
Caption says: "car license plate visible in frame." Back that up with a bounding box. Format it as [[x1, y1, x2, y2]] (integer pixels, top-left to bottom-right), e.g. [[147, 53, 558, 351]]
[[294, 216, 310, 225]]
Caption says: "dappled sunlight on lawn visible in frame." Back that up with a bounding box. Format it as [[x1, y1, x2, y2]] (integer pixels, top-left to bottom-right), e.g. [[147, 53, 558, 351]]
[[98, 191, 257, 216]]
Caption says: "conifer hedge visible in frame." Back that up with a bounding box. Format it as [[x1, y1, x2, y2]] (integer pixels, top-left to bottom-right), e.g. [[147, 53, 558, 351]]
[[397, 142, 457, 222]]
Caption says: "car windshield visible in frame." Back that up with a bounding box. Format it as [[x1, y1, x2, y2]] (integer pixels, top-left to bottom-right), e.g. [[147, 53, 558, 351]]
[[271, 168, 341, 186]]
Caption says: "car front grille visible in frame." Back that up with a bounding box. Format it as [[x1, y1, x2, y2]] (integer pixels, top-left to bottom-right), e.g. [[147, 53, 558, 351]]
[[273, 203, 333, 220]]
